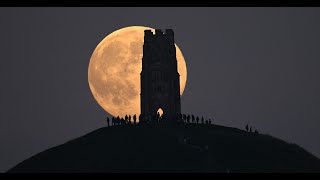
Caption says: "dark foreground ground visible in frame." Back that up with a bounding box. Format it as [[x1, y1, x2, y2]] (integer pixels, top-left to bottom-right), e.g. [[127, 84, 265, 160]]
[[7, 123, 320, 173]]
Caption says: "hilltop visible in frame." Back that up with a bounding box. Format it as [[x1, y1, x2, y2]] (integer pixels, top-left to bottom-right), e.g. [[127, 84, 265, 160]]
[[7, 124, 320, 173]]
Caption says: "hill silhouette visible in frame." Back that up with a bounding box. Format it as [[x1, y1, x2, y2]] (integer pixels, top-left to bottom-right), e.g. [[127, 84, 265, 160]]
[[7, 124, 320, 173]]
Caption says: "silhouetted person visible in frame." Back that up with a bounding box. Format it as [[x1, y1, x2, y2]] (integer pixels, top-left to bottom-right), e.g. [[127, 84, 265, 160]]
[[126, 115, 130, 125], [192, 115, 195, 124], [254, 129, 259, 134], [187, 114, 191, 122], [133, 114, 137, 125], [209, 119, 212, 125], [117, 116, 120, 126], [245, 124, 249, 132], [196, 116, 199, 124], [125, 115, 128, 122], [106, 117, 110, 127], [125, 115, 129, 124], [138, 114, 142, 123], [183, 114, 186, 123], [205, 120, 208, 125], [121, 118, 126, 125]]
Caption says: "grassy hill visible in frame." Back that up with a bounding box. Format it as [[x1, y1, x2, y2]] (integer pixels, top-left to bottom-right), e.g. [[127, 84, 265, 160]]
[[7, 123, 320, 173]]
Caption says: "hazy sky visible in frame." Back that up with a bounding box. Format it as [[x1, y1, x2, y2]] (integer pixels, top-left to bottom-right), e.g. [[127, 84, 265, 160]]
[[1, 7, 320, 172]]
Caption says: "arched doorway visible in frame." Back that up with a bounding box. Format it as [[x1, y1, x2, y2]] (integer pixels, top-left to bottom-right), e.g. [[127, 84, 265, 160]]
[[157, 108, 164, 118], [155, 107, 166, 123]]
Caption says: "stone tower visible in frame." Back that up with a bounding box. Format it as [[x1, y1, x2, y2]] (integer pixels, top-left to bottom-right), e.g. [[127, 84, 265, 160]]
[[140, 29, 181, 123]]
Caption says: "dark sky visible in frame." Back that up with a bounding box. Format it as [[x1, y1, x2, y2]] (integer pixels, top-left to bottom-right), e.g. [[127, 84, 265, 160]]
[[1, 7, 320, 172]]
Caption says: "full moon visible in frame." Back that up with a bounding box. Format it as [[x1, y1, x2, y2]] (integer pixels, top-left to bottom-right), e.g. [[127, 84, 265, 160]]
[[88, 26, 187, 118]]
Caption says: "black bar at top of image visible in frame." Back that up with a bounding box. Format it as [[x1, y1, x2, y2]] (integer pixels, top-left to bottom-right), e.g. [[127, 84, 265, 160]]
[[0, 0, 320, 7]]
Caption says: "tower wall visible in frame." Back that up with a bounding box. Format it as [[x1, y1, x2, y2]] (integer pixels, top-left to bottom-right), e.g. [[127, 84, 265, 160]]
[[140, 29, 181, 123]]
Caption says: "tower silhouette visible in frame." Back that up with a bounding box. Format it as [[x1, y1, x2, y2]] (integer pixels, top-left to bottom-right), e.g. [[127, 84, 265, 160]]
[[140, 29, 181, 123]]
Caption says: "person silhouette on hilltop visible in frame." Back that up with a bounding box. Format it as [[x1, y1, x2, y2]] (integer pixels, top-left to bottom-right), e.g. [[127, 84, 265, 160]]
[[117, 116, 120, 125], [128, 115, 131, 124], [187, 114, 191, 124], [133, 114, 137, 125], [245, 124, 249, 132], [121, 117, 125, 125], [106, 117, 110, 127], [157, 112, 160, 122], [113, 117, 117, 126]]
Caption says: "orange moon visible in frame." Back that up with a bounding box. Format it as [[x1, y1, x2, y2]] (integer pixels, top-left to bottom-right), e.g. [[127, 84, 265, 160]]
[[88, 26, 187, 118]]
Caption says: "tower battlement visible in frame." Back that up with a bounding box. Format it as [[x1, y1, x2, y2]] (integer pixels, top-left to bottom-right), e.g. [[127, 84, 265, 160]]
[[144, 29, 174, 43]]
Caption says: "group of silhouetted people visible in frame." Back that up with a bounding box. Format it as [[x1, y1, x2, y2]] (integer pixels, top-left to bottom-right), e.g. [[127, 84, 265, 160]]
[[245, 123, 259, 134], [105, 114, 261, 136], [105, 113, 214, 127], [106, 114, 138, 127], [180, 114, 213, 125]]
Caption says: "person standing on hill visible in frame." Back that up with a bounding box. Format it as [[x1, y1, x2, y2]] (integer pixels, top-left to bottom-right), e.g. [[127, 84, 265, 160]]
[[106, 117, 110, 127], [133, 114, 137, 125]]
